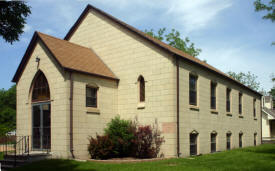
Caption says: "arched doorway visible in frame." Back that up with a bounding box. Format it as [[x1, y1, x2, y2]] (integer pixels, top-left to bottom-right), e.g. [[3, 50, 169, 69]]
[[31, 71, 51, 150]]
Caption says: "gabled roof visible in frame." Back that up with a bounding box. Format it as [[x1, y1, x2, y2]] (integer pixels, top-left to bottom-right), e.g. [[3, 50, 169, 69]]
[[12, 32, 118, 82], [64, 4, 261, 97], [263, 107, 275, 118]]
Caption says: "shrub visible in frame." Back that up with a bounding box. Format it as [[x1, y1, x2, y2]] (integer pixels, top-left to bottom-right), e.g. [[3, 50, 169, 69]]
[[88, 134, 113, 159], [104, 116, 135, 157], [88, 116, 164, 159], [131, 125, 165, 158]]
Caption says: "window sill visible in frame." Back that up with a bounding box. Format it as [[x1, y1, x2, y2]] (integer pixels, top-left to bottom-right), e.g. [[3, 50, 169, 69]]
[[31, 99, 54, 104], [87, 107, 100, 114], [210, 109, 218, 114], [239, 115, 244, 118], [226, 113, 232, 117], [137, 102, 145, 109], [190, 105, 199, 111]]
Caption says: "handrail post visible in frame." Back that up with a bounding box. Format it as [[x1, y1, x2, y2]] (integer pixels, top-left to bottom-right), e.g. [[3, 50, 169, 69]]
[[14, 136, 17, 167], [47, 136, 49, 154]]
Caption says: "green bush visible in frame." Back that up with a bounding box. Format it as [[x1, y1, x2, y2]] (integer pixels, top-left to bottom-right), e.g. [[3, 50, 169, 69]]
[[104, 116, 135, 157], [88, 134, 114, 160], [88, 116, 164, 159]]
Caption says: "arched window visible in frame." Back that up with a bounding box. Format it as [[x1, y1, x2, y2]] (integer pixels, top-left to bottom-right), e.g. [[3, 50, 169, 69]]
[[226, 131, 232, 150], [138, 75, 145, 102], [239, 132, 243, 148], [190, 130, 198, 156], [211, 131, 217, 153], [32, 72, 50, 102]]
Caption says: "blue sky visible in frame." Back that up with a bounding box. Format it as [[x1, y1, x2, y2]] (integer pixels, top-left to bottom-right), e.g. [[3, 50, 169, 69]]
[[0, 0, 274, 92]]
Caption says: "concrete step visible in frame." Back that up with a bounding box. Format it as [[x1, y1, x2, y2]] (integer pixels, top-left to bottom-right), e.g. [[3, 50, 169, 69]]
[[4, 153, 49, 160], [1, 164, 15, 170], [0, 159, 27, 165], [1, 152, 51, 170]]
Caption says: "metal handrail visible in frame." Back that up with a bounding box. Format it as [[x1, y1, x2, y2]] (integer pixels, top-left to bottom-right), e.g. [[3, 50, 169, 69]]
[[0, 135, 30, 167]]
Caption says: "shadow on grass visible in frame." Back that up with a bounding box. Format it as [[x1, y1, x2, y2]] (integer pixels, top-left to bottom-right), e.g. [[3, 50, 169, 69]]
[[243, 145, 275, 154], [12, 159, 97, 171]]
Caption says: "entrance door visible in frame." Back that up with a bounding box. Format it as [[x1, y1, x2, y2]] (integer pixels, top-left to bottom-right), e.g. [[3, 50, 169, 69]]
[[32, 103, 51, 150]]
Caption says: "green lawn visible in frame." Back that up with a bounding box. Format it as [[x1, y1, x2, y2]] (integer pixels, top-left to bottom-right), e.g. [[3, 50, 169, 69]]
[[11, 144, 275, 171]]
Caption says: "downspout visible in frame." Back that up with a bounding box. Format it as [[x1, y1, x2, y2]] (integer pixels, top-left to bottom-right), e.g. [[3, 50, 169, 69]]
[[69, 72, 75, 158], [176, 56, 180, 157]]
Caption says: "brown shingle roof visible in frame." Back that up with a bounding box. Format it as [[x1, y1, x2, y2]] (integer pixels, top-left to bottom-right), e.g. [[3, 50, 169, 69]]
[[12, 32, 118, 82], [37, 32, 117, 80], [64, 4, 261, 97]]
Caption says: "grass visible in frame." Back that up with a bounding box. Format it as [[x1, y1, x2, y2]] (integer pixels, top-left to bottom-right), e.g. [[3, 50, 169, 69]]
[[11, 144, 275, 171]]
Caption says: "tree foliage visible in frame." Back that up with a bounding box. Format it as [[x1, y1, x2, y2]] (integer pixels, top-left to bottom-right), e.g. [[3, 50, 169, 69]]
[[254, 0, 275, 45], [254, 0, 275, 22], [145, 28, 202, 57], [0, 85, 16, 136], [227, 71, 261, 91], [269, 73, 275, 107], [0, 0, 31, 44]]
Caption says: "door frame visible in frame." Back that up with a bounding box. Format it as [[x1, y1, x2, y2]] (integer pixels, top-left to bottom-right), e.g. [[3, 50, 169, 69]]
[[32, 102, 51, 151]]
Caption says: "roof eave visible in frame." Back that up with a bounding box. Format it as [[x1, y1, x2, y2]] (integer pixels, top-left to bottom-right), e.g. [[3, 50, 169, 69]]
[[12, 32, 39, 83], [174, 54, 262, 97], [64, 67, 119, 82]]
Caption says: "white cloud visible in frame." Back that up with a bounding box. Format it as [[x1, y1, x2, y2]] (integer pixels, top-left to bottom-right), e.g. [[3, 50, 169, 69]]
[[43, 28, 55, 35], [23, 24, 32, 33], [21, 37, 29, 43], [200, 44, 274, 91], [79, 0, 232, 33], [164, 0, 233, 33]]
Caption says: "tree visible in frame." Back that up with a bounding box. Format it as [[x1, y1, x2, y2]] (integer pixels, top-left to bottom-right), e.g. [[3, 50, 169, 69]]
[[0, 0, 31, 44], [0, 85, 16, 136], [271, 73, 275, 82], [227, 71, 261, 91], [269, 73, 275, 108], [254, 0, 275, 45], [145, 28, 202, 57]]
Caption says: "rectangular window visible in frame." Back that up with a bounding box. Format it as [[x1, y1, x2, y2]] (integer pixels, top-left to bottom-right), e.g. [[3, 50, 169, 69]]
[[210, 82, 217, 109], [239, 93, 242, 114], [211, 133, 217, 153], [190, 134, 198, 155], [226, 133, 231, 150], [86, 86, 97, 108], [226, 88, 231, 112], [239, 133, 243, 148], [253, 99, 256, 117], [189, 75, 197, 106]]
